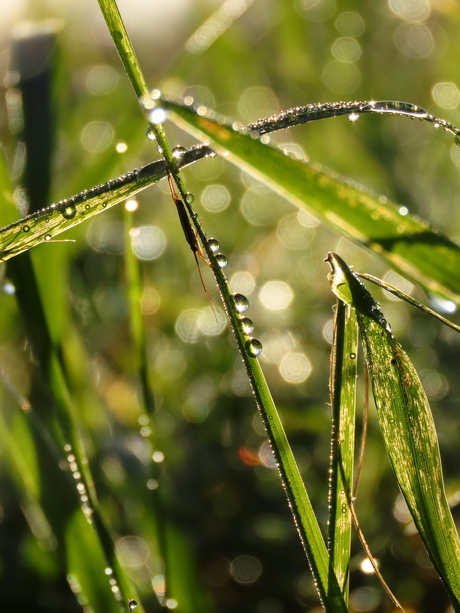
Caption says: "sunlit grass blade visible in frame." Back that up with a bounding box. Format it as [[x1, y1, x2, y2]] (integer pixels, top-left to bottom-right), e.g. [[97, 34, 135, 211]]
[[164, 97, 460, 305], [243, 358, 348, 611], [96, 0, 189, 203], [162, 187, 347, 609], [0, 145, 212, 261], [327, 252, 460, 611], [356, 272, 460, 334], [328, 299, 358, 602], [96, 0, 149, 101]]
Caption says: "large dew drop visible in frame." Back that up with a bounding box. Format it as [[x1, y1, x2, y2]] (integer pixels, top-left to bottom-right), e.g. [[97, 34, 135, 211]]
[[172, 145, 187, 160], [208, 238, 220, 252], [239, 317, 254, 335], [146, 127, 156, 141], [367, 100, 428, 118], [215, 253, 228, 268], [246, 338, 263, 357], [233, 293, 249, 314]]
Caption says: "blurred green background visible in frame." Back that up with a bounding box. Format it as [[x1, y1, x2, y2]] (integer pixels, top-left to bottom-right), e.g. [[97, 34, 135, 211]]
[[1, 0, 460, 611]]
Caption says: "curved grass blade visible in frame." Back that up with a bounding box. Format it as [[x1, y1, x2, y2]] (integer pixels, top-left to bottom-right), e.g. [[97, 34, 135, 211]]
[[327, 252, 460, 611], [163, 96, 460, 305], [356, 272, 460, 334], [246, 99, 460, 140], [0, 144, 212, 261], [328, 299, 358, 602]]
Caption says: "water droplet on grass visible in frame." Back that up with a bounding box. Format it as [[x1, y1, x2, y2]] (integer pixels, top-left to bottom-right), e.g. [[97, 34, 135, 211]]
[[172, 145, 187, 159], [347, 112, 360, 122], [22, 225, 30, 232], [128, 599, 138, 610], [215, 253, 228, 268], [246, 338, 263, 357], [62, 204, 76, 220], [146, 127, 156, 141], [368, 100, 428, 118], [186, 192, 195, 204], [233, 293, 249, 313], [208, 238, 220, 252], [240, 317, 254, 334]]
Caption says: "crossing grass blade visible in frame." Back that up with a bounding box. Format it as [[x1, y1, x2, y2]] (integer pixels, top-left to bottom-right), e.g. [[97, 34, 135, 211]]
[[163, 97, 460, 305], [327, 252, 460, 612], [0, 145, 212, 261]]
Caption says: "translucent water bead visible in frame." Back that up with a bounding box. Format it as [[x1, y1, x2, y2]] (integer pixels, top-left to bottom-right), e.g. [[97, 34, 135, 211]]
[[208, 238, 220, 252], [239, 317, 254, 334], [233, 293, 249, 314], [171, 145, 187, 160], [245, 338, 263, 357], [146, 127, 156, 141], [215, 253, 228, 268]]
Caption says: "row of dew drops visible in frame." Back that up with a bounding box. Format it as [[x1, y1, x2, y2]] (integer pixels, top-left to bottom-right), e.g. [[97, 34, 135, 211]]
[[144, 123, 263, 359]]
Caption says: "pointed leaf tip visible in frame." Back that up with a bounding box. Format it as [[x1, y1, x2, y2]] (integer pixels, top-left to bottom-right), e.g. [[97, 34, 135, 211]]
[[326, 253, 389, 330]]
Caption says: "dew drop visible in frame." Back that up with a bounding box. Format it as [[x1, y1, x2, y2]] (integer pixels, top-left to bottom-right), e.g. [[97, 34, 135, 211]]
[[186, 192, 195, 204], [246, 338, 263, 357], [239, 317, 254, 334], [44, 234, 52, 241], [347, 112, 360, 122], [215, 253, 228, 268], [455, 134, 460, 146], [207, 150, 217, 158], [233, 293, 249, 313], [208, 237, 220, 252], [22, 224, 30, 232], [172, 145, 187, 160], [350, 353, 356, 359], [146, 127, 156, 141], [368, 100, 428, 118], [62, 204, 77, 220], [128, 600, 138, 610]]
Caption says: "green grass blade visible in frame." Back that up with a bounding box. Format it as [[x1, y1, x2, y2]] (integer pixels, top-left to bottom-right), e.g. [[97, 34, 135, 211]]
[[327, 252, 460, 611], [96, 0, 190, 204], [0, 146, 212, 261], [356, 272, 460, 334], [177, 201, 347, 610], [164, 98, 460, 304], [243, 357, 348, 612], [328, 300, 358, 601], [96, 0, 149, 101]]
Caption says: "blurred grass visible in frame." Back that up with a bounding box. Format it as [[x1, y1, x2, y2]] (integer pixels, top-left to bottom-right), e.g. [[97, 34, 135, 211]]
[[1, 1, 460, 612]]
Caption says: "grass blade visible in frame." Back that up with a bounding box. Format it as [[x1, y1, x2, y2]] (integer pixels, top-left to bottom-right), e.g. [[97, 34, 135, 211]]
[[0, 145, 212, 260], [356, 272, 460, 334], [327, 252, 460, 611], [328, 299, 358, 601], [164, 97, 460, 305]]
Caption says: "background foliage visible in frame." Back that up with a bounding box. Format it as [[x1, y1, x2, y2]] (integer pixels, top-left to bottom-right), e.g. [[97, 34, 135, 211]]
[[0, 1, 460, 612]]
